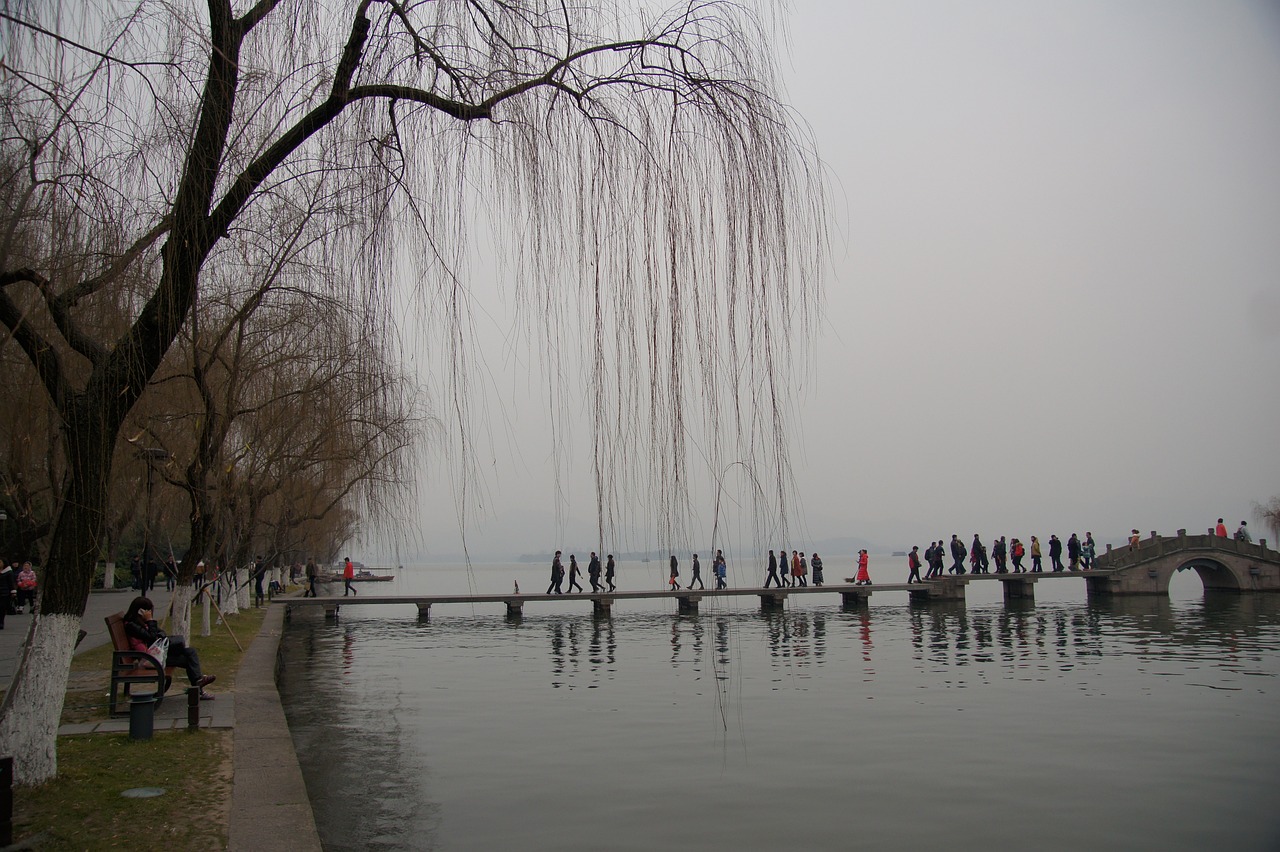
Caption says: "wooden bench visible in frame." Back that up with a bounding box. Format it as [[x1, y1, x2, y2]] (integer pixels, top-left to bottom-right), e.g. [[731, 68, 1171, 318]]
[[105, 612, 176, 717]]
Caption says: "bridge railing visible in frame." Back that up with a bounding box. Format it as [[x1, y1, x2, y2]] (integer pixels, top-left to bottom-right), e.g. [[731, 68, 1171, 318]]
[[1098, 529, 1271, 570]]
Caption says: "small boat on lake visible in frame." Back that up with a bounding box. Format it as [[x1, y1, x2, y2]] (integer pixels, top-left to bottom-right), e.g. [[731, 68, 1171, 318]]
[[317, 570, 395, 583]]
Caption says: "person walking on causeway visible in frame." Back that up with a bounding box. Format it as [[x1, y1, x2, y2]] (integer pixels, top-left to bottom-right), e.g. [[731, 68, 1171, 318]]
[[779, 546, 791, 587], [1030, 536, 1043, 572], [854, 550, 871, 585], [907, 546, 922, 583], [668, 554, 680, 590], [548, 551, 565, 594], [1049, 535, 1064, 572], [950, 535, 967, 575], [764, 550, 782, 588], [567, 554, 584, 593], [811, 552, 824, 586], [125, 596, 217, 699], [605, 554, 617, 592], [343, 556, 358, 596], [588, 552, 602, 592], [688, 553, 704, 590]]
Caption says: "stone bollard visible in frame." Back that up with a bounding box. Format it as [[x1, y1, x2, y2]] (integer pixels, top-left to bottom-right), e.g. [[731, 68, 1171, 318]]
[[187, 687, 201, 731]]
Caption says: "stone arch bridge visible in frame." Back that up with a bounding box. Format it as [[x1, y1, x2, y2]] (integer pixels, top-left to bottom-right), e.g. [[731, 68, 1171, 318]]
[[1090, 529, 1280, 595]]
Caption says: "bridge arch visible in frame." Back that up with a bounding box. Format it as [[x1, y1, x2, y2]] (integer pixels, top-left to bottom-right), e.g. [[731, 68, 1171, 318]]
[[1091, 532, 1280, 596]]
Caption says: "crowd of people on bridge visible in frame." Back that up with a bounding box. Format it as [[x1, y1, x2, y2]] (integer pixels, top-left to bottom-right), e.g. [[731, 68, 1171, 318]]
[[545, 517, 1259, 597]]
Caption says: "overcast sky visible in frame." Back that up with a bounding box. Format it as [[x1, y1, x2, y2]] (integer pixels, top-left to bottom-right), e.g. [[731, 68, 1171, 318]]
[[386, 1, 1280, 562]]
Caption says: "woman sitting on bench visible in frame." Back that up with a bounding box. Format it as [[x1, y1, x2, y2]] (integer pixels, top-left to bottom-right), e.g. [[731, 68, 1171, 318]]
[[124, 596, 217, 700]]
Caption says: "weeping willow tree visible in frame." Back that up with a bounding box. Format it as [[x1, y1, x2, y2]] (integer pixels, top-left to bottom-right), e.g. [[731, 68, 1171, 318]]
[[0, 0, 824, 783]]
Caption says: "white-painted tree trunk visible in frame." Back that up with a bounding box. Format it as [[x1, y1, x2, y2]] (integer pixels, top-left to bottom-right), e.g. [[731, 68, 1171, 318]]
[[221, 573, 239, 617], [201, 588, 211, 637], [170, 582, 194, 642], [103, 561, 115, 590], [0, 614, 79, 784], [236, 567, 250, 610]]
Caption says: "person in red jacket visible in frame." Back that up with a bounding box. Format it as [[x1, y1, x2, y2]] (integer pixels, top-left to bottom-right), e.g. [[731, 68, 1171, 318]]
[[343, 557, 358, 596], [1215, 518, 1228, 537]]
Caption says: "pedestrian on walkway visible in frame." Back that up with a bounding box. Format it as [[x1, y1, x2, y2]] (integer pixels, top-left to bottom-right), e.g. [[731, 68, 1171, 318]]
[[688, 553, 704, 590], [1237, 522, 1252, 543], [796, 551, 808, 587], [714, 550, 728, 589], [907, 546, 922, 583], [855, 550, 871, 585], [764, 550, 782, 588], [1030, 536, 1043, 572], [779, 546, 791, 587], [605, 554, 617, 592], [588, 552, 602, 592], [567, 554, 584, 592], [1215, 518, 1228, 537], [547, 551, 564, 594], [1011, 539, 1026, 573], [811, 552, 824, 586], [950, 535, 967, 575], [304, 557, 318, 597], [343, 556, 358, 595], [16, 562, 37, 613], [1081, 533, 1096, 570], [1049, 535, 1064, 572], [669, 554, 680, 590], [1067, 533, 1081, 571]]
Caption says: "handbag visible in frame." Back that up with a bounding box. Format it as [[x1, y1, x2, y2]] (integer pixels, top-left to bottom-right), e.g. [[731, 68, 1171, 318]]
[[147, 637, 169, 667]]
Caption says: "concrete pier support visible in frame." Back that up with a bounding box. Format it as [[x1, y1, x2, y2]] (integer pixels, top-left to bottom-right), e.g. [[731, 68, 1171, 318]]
[[758, 591, 787, 612], [416, 603, 431, 619], [676, 594, 701, 613], [910, 577, 967, 603], [840, 590, 872, 609], [504, 599, 524, 618], [592, 597, 613, 615], [323, 603, 339, 619], [1000, 575, 1037, 602]]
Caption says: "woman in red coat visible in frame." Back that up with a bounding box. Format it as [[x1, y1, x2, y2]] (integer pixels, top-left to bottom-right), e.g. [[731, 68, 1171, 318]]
[[855, 550, 871, 586]]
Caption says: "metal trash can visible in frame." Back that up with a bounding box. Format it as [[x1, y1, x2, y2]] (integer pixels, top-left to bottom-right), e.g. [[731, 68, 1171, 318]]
[[129, 694, 156, 740]]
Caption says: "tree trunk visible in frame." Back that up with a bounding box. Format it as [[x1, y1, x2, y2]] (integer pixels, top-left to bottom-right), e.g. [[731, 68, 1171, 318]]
[[0, 398, 115, 784], [170, 582, 195, 643], [0, 615, 80, 784], [236, 567, 250, 610]]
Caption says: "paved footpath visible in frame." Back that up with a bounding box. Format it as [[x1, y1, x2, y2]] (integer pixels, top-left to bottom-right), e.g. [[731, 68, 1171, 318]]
[[1, 587, 322, 850]]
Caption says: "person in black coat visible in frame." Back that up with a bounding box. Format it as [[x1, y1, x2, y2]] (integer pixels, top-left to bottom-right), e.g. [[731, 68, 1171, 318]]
[[123, 596, 216, 698], [1049, 535, 1065, 571]]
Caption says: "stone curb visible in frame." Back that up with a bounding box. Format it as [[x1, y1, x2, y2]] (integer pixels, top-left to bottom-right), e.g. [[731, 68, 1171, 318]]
[[227, 602, 322, 851]]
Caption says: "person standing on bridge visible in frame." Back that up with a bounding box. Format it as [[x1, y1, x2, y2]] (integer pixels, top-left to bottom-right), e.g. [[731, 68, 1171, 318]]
[[588, 552, 602, 592], [950, 535, 967, 575], [1081, 533, 1096, 570], [971, 535, 987, 574], [855, 550, 871, 585], [1011, 538, 1026, 573], [1216, 518, 1228, 537], [688, 553, 705, 590], [605, 554, 617, 592], [779, 546, 791, 587], [304, 557, 318, 597], [1049, 535, 1064, 571], [668, 554, 681, 590], [547, 551, 564, 594], [764, 550, 782, 588], [567, 554, 584, 593], [992, 537, 1007, 573], [1236, 521, 1252, 543], [715, 550, 728, 589], [811, 552, 824, 586], [1030, 536, 1043, 572], [797, 552, 809, 587], [907, 546, 922, 583], [1067, 533, 1081, 571], [927, 541, 944, 578]]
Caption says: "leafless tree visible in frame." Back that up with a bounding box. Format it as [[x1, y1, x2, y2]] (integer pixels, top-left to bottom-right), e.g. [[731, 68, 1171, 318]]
[[0, 0, 824, 784], [1255, 496, 1280, 544]]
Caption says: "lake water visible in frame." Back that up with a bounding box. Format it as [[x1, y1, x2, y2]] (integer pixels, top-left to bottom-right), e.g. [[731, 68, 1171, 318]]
[[278, 562, 1280, 850]]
